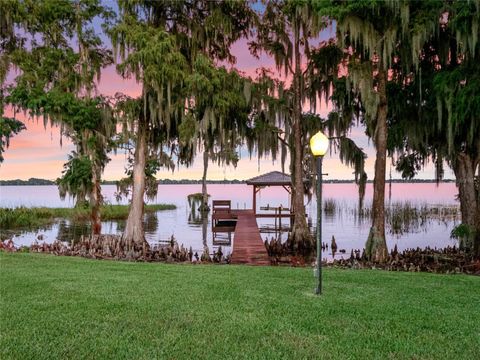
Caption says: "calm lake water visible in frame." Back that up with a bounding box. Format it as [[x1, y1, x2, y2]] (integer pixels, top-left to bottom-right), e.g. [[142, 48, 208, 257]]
[[0, 183, 460, 260]]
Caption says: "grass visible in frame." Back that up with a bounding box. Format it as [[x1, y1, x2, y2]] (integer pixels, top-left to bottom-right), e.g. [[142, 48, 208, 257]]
[[0, 204, 176, 229], [1, 253, 479, 359]]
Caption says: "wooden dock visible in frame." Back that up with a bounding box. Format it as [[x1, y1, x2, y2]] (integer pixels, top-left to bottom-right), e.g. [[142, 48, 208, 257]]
[[230, 210, 270, 265]]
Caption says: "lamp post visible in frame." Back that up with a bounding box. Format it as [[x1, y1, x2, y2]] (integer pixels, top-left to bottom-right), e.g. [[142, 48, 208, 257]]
[[310, 131, 329, 295]]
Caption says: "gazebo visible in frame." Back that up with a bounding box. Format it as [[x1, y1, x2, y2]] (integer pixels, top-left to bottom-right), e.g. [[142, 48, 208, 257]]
[[211, 170, 305, 265], [246, 171, 296, 216]]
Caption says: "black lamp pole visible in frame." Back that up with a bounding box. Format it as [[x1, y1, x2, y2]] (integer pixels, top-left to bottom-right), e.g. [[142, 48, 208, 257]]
[[315, 155, 323, 295]]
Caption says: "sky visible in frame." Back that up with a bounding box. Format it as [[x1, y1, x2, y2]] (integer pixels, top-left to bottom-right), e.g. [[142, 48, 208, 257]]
[[0, 10, 453, 182]]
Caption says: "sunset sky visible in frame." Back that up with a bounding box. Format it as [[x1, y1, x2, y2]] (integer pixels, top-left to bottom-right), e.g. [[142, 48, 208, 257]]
[[0, 17, 453, 182]]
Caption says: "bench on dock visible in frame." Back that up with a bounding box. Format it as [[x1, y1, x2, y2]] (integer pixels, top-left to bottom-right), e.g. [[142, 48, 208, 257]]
[[212, 200, 233, 215], [212, 200, 237, 242]]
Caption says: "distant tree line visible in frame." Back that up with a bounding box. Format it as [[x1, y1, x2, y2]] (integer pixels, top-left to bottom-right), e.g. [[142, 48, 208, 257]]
[[0, 178, 456, 186], [0, 178, 55, 186]]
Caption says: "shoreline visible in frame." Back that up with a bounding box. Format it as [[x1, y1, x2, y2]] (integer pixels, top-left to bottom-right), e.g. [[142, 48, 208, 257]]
[[0, 179, 457, 186], [1, 240, 479, 275]]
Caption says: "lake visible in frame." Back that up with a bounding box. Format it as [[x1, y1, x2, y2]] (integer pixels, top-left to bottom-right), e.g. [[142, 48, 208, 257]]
[[0, 183, 460, 260]]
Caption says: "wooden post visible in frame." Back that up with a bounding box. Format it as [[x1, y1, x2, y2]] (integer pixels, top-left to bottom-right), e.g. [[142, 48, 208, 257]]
[[279, 205, 282, 230], [274, 208, 277, 230], [290, 188, 294, 226], [253, 185, 256, 215]]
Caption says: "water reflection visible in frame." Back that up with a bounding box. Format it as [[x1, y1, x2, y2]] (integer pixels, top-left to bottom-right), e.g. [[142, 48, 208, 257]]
[[56, 219, 90, 244], [187, 197, 210, 247], [1, 183, 461, 260], [144, 211, 160, 243]]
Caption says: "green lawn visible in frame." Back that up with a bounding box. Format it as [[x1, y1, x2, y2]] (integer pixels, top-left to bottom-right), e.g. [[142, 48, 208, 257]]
[[1, 253, 479, 359]]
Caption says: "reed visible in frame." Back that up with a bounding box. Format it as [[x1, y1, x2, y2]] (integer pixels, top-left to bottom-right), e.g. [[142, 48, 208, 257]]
[[323, 198, 337, 215], [0, 204, 176, 229], [321, 199, 460, 234]]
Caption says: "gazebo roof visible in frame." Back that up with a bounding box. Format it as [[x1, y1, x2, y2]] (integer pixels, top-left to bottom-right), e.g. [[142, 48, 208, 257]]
[[246, 171, 293, 186]]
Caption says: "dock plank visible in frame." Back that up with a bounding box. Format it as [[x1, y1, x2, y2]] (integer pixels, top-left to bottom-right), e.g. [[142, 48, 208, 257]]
[[230, 210, 270, 265]]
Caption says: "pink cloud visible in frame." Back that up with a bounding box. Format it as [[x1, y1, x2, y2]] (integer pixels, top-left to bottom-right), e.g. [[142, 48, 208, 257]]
[[95, 65, 141, 98], [0, 28, 451, 182]]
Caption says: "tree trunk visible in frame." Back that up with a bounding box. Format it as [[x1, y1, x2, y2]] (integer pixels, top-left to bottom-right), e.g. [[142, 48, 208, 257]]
[[122, 120, 148, 250], [202, 212, 208, 247], [453, 152, 479, 254], [476, 160, 480, 257], [476, 196, 480, 257], [200, 150, 210, 212], [74, 142, 87, 207], [90, 160, 102, 235], [289, 21, 313, 254], [365, 69, 388, 262]]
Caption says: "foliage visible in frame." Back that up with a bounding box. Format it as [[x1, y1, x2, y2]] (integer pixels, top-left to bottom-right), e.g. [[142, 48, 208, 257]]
[[451, 223, 473, 240], [434, 62, 480, 156], [56, 153, 92, 201], [375, 0, 480, 180], [4, 0, 115, 225], [379, 1, 480, 256], [312, 0, 450, 262], [110, 0, 255, 170], [186, 59, 252, 168], [450, 223, 476, 251], [0, 0, 27, 163], [109, 1, 257, 245], [247, 1, 370, 250], [0, 117, 25, 162], [249, 6, 366, 194]]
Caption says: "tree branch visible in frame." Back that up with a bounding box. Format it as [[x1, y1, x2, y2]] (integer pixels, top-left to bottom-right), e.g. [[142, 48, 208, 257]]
[[277, 134, 290, 148]]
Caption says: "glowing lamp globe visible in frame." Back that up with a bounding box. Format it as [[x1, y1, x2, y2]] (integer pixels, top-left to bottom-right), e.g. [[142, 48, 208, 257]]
[[310, 131, 329, 157]]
